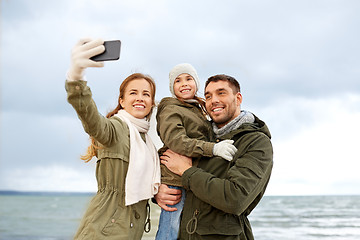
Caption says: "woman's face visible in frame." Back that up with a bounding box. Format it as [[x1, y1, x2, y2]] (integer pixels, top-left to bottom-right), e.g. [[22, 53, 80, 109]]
[[173, 73, 197, 100], [120, 78, 154, 119]]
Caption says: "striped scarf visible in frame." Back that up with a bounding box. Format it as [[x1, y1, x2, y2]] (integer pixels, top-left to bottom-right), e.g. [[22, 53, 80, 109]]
[[213, 110, 255, 138]]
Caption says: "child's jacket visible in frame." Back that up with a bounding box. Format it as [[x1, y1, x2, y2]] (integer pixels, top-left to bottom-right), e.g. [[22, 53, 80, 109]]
[[156, 97, 214, 186]]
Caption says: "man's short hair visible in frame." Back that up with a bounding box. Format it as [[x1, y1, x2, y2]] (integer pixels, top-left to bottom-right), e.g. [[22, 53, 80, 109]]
[[205, 74, 240, 94]]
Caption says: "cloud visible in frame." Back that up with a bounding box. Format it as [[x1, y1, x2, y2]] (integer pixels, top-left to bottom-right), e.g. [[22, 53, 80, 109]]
[[1, 0, 360, 195], [3, 0, 360, 110], [1, 165, 97, 192], [264, 93, 360, 195]]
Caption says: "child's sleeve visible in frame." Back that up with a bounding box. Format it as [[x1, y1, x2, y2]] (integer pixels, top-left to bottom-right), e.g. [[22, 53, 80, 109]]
[[156, 105, 215, 158]]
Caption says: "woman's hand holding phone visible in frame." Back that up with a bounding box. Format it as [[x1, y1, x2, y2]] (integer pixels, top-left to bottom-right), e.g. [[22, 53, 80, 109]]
[[67, 38, 105, 81]]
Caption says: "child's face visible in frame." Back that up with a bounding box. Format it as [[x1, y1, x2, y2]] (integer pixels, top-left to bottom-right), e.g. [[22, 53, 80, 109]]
[[173, 73, 197, 100]]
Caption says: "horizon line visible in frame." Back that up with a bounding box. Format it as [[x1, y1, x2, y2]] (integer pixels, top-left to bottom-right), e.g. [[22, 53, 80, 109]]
[[0, 190, 359, 197]]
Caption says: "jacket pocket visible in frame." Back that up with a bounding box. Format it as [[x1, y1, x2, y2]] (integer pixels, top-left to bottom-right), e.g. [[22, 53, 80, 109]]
[[101, 206, 129, 236], [195, 219, 243, 236], [194, 207, 244, 236]]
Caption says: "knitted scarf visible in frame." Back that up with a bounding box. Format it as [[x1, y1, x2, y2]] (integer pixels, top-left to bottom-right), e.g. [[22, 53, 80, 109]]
[[213, 110, 255, 138], [114, 110, 161, 206]]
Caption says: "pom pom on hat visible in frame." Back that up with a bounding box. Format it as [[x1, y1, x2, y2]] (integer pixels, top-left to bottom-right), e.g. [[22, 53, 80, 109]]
[[169, 63, 200, 97]]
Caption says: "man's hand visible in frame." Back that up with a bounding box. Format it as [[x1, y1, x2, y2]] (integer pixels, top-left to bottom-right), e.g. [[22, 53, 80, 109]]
[[154, 184, 182, 212], [68, 38, 105, 81], [160, 149, 192, 176]]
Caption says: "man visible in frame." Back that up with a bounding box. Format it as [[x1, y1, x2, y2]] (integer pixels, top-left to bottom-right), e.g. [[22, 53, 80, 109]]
[[156, 74, 273, 240]]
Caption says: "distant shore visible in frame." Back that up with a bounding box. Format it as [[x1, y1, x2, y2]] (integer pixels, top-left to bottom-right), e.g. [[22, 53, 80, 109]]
[[1, 190, 358, 197], [0, 190, 95, 196]]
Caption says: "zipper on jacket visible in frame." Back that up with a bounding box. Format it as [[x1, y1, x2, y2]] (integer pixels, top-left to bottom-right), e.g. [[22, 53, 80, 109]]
[[144, 202, 151, 233], [186, 209, 199, 235]]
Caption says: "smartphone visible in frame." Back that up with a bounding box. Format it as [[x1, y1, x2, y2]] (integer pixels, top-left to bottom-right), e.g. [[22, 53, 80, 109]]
[[91, 40, 121, 61]]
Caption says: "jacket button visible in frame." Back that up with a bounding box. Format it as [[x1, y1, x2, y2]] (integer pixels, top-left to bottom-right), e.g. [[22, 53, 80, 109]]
[[75, 85, 80, 90], [134, 211, 140, 219], [130, 222, 134, 228], [216, 139, 220, 142]]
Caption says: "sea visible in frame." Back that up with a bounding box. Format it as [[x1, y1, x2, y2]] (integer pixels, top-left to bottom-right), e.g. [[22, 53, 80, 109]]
[[0, 192, 359, 240]]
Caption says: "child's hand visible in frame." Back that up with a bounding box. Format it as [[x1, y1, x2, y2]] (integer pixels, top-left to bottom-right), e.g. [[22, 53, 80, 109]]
[[213, 140, 237, 161]]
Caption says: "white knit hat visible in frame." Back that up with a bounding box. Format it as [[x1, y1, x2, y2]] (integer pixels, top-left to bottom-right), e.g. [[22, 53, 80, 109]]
[[169, 63, 200, 97]]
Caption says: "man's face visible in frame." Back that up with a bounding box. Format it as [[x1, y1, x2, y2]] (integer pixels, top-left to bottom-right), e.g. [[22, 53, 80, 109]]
[[204, 80, 242, 128]]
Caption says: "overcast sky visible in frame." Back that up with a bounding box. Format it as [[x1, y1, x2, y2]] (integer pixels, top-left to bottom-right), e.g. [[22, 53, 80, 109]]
[[1, 0, 359, 196]]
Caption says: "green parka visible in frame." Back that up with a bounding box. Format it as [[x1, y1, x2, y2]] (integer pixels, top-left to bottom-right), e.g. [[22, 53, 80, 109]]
[[66, 80, 150, 240], [156, 97, 215, 186], [179, 115, 273, 240]]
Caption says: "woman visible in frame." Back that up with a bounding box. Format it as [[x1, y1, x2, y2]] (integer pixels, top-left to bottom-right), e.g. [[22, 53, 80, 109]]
[[65, 38, 160, 239]]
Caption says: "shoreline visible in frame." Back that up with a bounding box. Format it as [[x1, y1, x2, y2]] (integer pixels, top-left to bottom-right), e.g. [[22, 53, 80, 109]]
[[1, 190, 358, 197]]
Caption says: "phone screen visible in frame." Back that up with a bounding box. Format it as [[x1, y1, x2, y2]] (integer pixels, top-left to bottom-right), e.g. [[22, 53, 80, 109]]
[[91, 40, 121, 61]]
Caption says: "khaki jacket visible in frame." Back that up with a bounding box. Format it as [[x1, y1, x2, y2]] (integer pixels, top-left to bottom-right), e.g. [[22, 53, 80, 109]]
[[156, 97, 215, 186], [66, 80, 149, 240], [179, 115, 273, 240]]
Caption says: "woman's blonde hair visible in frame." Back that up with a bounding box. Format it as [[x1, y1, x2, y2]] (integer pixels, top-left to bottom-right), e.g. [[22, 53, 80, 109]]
[[81, 73, 156, 162]]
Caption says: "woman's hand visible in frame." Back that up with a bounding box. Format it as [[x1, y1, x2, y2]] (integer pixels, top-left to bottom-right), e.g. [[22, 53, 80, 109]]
[[68, 38, 105, 81], [160, 149, 192, 176]]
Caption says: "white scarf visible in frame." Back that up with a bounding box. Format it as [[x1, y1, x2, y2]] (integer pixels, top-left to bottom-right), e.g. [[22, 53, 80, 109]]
[[114, 110, 161, 206]]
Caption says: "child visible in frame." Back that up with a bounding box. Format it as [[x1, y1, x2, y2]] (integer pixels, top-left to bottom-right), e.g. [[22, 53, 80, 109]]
[[155, 63, 237, 240]]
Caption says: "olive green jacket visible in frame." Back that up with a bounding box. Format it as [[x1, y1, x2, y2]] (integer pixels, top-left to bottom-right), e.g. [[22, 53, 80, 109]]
[[66, 80, 149, 240], [156, 97, 215, 186], [179, 115, 273, 240]]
